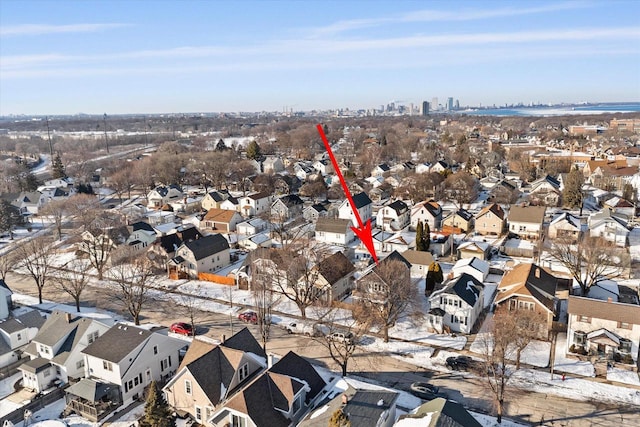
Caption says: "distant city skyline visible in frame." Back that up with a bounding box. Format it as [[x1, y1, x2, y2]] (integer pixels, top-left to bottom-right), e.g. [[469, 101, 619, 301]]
[[1, 0, 639, 115]]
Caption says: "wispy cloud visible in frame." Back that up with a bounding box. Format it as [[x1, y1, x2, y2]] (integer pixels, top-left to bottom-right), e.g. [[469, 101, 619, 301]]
[[0, 23, 129, 37], [309, 2, 592, 37]]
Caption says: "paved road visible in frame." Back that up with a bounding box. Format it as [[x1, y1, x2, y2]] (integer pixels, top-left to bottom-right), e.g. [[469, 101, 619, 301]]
[[5, 271, 640, 426]]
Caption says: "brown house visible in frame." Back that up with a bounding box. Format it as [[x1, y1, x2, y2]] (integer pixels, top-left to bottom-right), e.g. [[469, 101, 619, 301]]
[[202, 208, 243, 232], [475, 203, 506, 236]]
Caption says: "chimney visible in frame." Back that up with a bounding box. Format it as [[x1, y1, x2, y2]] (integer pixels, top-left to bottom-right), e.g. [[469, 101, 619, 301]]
[[535, 268, 540, 278], [341, 394, 348, 405], [65, 312, 72, 323], [220, 334, 225, 343], [607, 297, 613, 303]]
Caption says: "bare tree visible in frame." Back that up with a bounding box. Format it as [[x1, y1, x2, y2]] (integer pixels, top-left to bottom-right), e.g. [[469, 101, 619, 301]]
[[508, 308, 547, 370], [176, 284, 203, 337], [251, 260, 276, 351], [109, 255, 156, 325], [0, 252, 17, 281], [356, 259, 417, 342], [55, 259, 92, 312], [547, 235, 626, 297], [315, 308, 366, 377], [443, 171, 479, 208], [16, 236, 55, 304], [66, 194, 102, 230], [40, 198, 67, 240], [477, 311, 518, 424]]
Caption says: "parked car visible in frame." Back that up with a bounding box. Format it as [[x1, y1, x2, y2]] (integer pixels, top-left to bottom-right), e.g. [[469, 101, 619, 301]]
[[328, 331, 355, 344], [238, 311, 258, 324], [409, 382, 442, 400], [281, 321, 321, 336], [169, 322, 194, 336], [446, 355, 477, 371]]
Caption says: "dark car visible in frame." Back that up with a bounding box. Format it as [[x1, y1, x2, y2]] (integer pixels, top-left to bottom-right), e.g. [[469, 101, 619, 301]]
[[446, 355, 475, 371], [410, 382, 441, 400], [169, 322, 194, 336], [238, 311, 258, 324]]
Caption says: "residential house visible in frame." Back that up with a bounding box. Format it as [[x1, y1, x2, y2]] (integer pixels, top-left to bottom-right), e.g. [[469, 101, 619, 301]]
[[147, 185, 183, 209], [148, 225, 202, 268], [300, 384, 398, 427], [548, 212, 582, 241], [588, 209, 630, 247], [236, 218, 269, 237], [415, 162, 432, 174], [337, 192, 373, 227], [494, 263, 559, 338], [239, 191, 274, 217], [457, 241, 491, 261], [20, 311, 111, 392], [507, 205, 546, 240], [567, 296, 640, 366], [529, 175, 562, 207], [209, 351, 327, 427], [66, 323, 187, 420], [146, 210, 176, 226], [400, 250, 435, 277], [451, 257, 489, 283], [169, 234, 231, 279], [125, 221, 156, 251], [293, 162, 314, 181], [274, 175, 302, 195], [442, 209, 474, 233], [303, 201, 331, 222], [430, 160, 450, 174], [313, 251, 355, 303], [376, 200, 410, 232], [489, 179, 520, 205], [313, 159, 333, 176], [163, 328, 267, 425], [219, 195, 241, 212], [0, 279, 11, 320], [475, 203, 506, 236], [371, 163, 391, 178], [262, 156, 284, 173], [12, 191, 46, 215], [355, 252, 411, 301], [428, 273, 484, 334], [395, 398, 482, 427], [603, 196, 636, 218], [202, 208, 244, 233], [79, 226, 130, 262], [410, 200, 443, 231], [201, 190, 233, 211], [271, 194, 304, 221], [0, 310, 45, 369], [170, 196, 202, 214], [238, 234, 272, 251], [371, 231, 414, 254], [315, 218, 354, 246]]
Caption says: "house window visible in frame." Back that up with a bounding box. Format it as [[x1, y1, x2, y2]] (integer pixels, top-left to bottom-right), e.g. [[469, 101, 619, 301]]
[[103, 361, 113, 371], [195, 406, 202, 422], [76, 360, 85, 369], [17, 333, 22, 341], [292, 393, 303, 414], [88, 331, 99, 344], [185, 380, 192, 395], [239, 363, 249, 382], [153, 345, 158, 355], [618, 321, 632, 330], [518, 301, 534, 311], [619, 339, 632, 354], [573, 331, 586, 346], [232, 415, 247, 427], [43, 368, 51, 378], [578, 315, 591, 323], [161, 358, 170, 371]]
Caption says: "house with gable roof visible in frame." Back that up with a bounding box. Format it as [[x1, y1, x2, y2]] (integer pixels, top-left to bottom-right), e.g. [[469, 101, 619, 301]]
[[208, 350, 327, 427], [201, 190, 233, 211], [163, 328, 267, 425], [376, 200, 410, 232], [239, 191, 274, 217], [442, 208, 474, 233], [147, 185, 183, 209], [428, 273, 484, 334], [168, 234, 230, 279], [0, 279, 12, 320], [410, 200, 442, 231], [548, 212, 582, 241], [271, 194, 304, 221], [64, 322, 186, 420], [12, 191, 46, 215], [400, 250, 435, 277], [202, 208, 244, 232], [494, 263, 560, 338], [588, 208, 630, 247], [315, 218, 354, 246], [451, 256, 489, 283], [396, 397, 482, 427], [125, 221, 157, 251], [148, 225, 202, 268], [475, 203, 506, 236], [457, 241, 491, 261], [313, 251, 356, 303], [0, 310, 45, 369], [507, 205, 546, 240], [529, 175, 562, 206], [337, 192, 373, 227], [19, 311, 111, 392]]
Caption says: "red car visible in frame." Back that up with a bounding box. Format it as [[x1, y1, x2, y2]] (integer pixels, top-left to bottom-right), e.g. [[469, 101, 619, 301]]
[[238, 311, 258, 324], [170, 322, 194, 336]]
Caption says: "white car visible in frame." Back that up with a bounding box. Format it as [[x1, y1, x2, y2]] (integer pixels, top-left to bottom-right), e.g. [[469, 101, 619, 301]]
[[282, 321, 321, 337]]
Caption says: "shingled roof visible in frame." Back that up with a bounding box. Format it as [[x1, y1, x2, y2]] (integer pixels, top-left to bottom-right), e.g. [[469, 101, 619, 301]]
[[183, 234, 229, 260], [495, 263, 558, 312], [82, 323, 152, 363], [316, 252, 355, 286]]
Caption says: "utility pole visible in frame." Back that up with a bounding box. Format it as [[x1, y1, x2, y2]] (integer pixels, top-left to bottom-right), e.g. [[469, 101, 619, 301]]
[[45, 116, 54, 157], [103, 113, 110, 154]]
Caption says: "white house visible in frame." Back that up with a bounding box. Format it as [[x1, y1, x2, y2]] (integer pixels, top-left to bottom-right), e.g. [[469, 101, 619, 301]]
[[507, 205, 546, 240], [125, 221, 157, 252], [451, 257, 489, 283], [337, 192, 373, 227], [147, 185, 183, 209], [169, 234, 231, 279], [262, 156, 284, 173], [428, 273, 484, 334], [239, 191, 274, 217], [313, 159, 333, 175], [376, 200, 410, 232], [0, 280, 11, 320], [80, 323, 186, 404], [20, 311, 111, 392], [236, 218, 268, 237], [0, 310, 45, 369], [315, 218, 354, 246], [567, 296, 640, 365], [410, 200, 442, 231], [588, 212, 630, 247], [548, 212, 583, 241], [12, 191, 46, 215]]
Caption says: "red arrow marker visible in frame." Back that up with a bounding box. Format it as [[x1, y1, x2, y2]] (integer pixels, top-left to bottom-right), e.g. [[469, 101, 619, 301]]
[[316, 124, 379, 264]]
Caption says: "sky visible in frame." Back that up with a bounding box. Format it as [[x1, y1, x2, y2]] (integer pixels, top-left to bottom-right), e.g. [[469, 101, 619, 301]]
[[1, 0, 639, 115]]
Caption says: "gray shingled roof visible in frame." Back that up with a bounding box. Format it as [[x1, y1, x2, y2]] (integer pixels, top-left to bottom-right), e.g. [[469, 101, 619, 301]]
[[351, 192, 372, 209], [0, 310, 45, 334], [317, 252, 355, 286], [82, 323, 152, 363], [269, 351, 326, 404], [35, 311, 93, 348], [387, 200, 408, 214], [342, 390, 399, 427], [20, 357, 51, 374], [447, 273, 484, 307], [316, 218, 351, 234], [183, 234, 230, 260]]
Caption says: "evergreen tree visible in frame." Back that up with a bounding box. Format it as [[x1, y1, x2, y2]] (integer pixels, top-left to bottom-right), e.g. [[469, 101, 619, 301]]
[[246, 140, 262, 160], [51, 153, 66, 179], [215, 138, 227, 151], [0, 200, 23, 239], [423, 221, 431, 251], [562, 167, 584, 209], [425, 261, 443, 295], [415, 220, 425, 251], [20, 172, 40, 192], [138, 381, 175, 427]]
